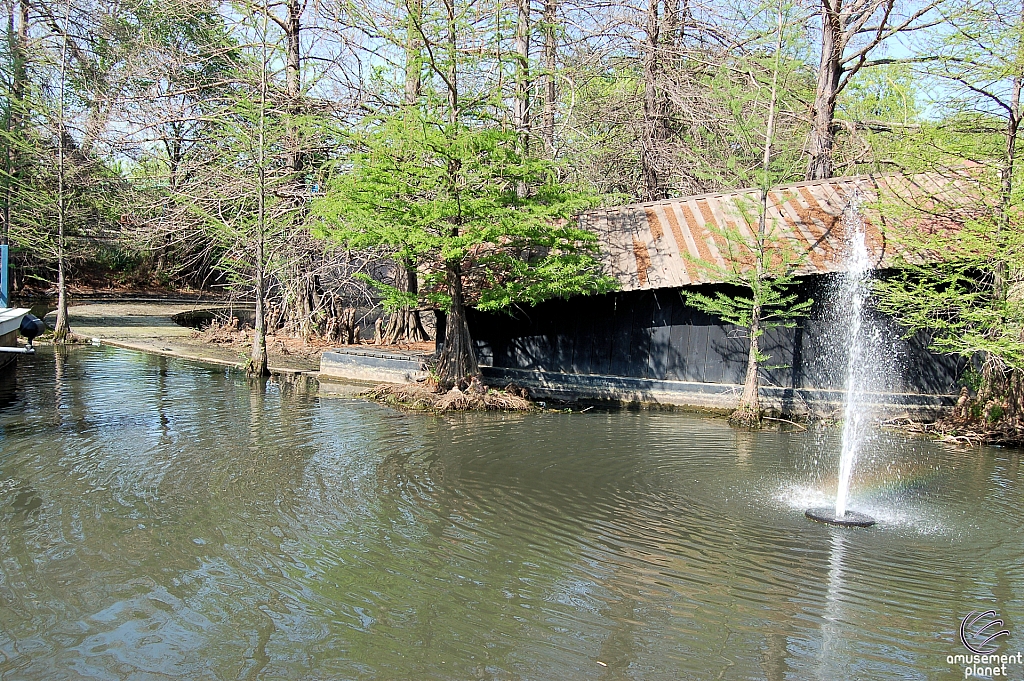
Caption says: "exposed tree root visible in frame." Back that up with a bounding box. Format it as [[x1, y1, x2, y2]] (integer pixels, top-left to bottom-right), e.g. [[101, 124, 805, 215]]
[[728, 405, 761, 428], [923, 419, 1024, 447], [881, 391, 1024, 447], [361, 379, 535, 413]]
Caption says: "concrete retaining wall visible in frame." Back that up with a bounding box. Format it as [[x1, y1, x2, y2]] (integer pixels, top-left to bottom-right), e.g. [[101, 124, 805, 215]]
[[479, 366, 955, 417], [320, 348, 429, 385], [318, 347, 954, 417]]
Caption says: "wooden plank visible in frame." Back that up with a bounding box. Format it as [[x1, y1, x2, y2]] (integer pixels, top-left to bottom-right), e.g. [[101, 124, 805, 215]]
[[608, 294, 635, 376], [646, 291, 675, 380], [702, 324, 729, 384], [685, 320, 710, 383], [632, 238, 651, 287], [641, 207, 687, 289], [666, 322, 690, 381], [683, 201, 721, 269], [590, 297, 614, 376], [662, 203, 698, 284], [570, 297, 596, 375], [626, 292, 655, 378], [604, 208, 641, 291], [696, 200, 729, 264]]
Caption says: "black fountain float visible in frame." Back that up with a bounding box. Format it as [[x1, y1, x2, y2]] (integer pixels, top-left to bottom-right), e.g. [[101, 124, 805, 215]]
[[804, 507, 875, 528]]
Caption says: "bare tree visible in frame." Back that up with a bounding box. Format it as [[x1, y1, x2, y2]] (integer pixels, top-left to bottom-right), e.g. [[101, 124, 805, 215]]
[[50, 0, 72, 341], [805, 0, 944, 180], [640, 0, 676, 201], [541, 0, 556, 155]]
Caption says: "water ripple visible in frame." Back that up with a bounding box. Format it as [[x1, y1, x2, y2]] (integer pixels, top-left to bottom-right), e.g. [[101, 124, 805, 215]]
[[0, 347, 1020, 680]]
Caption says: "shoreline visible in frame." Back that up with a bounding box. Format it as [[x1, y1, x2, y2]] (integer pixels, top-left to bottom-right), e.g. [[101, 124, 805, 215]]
[[33, 297, 1002, 442], [43, 298, 321, 376]]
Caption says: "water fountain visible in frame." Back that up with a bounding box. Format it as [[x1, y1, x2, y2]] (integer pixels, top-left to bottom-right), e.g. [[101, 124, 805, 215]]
[[806, 189, 877, 528]]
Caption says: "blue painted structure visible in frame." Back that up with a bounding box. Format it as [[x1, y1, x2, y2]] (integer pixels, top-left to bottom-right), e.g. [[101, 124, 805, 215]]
[[0, 244, 8, 308]]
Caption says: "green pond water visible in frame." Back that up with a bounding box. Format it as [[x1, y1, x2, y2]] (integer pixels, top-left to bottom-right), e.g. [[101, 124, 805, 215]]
[[0, 346, 1021, 680]]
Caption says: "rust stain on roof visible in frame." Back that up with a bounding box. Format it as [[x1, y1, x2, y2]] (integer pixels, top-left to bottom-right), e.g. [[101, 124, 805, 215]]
[[680, 203, 715, 270], [633, 238, 651, 286], [644, 207, 665, 240], [587, 172, 975, 292], [661, 206, 697, 283], [697, 201, 731, 259]]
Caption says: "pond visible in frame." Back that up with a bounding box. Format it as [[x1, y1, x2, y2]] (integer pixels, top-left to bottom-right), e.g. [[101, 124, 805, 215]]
[[0, 346, 1020, 680]]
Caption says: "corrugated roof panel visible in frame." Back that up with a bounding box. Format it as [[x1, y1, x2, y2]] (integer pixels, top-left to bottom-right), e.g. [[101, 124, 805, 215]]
[[681, 202, 718, 276], [671, 204, 703, 283], [587, 171, 974, 291], [791, 186, 838, 268], [644, 207, 665, 241], [644, 206, 687, 289], [665, 210, 693, 287]]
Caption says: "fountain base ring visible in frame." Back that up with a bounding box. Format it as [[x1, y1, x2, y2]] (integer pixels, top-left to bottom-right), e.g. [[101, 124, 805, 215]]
[[805, 507, 876, 528]]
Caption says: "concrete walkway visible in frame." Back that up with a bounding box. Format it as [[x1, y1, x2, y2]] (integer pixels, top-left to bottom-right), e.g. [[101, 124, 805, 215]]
[[46, 300, 320, 375]]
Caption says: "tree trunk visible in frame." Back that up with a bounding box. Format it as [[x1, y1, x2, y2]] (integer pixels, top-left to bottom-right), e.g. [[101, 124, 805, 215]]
[[432, 0, 477, 388], [405, 0, 422, 106], [805, 2, 841, 181], [732, 0, 784, 427], [513, 0, 530, 198], [733, 303, 761, 425], [994, 69, 1021, 299], [641, 0, 667, 201], [52, 257, 70, 341], [251, 5, 270, 378], [383, 259, 428, 344], [435, 262, 480, 389], [284, 0, 303, 177], [2, 0, 27, 245], [382, 0, 429, 343], [984, 7, 1024, 414], [542, 0, 556, 156], [249, 263, 270, 376], [155, 140, 180, 275], [52, 0, 71, 343], [443, 0, 457, 124]]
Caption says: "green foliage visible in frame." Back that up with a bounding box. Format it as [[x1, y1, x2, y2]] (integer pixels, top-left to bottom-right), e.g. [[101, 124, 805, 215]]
[[681, 193, 814, 353], [313, 109, 617, 314], [839, 64, 920, 124], [961, 364, 984, 393], [684, 282, 812, 334], [873, 168, 1024, 369], [679, 3, 814, 390], [871, 0, 1024, 377]]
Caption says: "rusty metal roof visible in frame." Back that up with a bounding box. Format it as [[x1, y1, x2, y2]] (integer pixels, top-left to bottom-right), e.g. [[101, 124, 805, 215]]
[[582, 172, 974, 291]]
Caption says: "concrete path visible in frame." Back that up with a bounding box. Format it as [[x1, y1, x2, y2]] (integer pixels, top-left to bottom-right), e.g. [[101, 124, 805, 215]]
[[46, 300, 320, 375]]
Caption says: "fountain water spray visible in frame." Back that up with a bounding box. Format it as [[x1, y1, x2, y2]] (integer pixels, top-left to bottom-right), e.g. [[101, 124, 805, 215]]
[[806, 189, 877, 528]]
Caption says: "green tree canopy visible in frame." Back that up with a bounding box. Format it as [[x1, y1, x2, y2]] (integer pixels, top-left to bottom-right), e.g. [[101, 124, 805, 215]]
[[314, 109, 616, 387]]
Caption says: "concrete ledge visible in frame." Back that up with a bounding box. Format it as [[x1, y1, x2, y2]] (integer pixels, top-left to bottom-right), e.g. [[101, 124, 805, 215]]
[[320, 347, 429, 384], [479, 366, 956, 417]]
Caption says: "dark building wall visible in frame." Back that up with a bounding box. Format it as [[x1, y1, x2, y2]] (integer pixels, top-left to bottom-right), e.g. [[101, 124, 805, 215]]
[[467, 275, 966, 397]]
